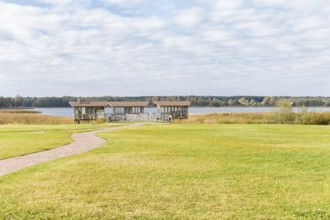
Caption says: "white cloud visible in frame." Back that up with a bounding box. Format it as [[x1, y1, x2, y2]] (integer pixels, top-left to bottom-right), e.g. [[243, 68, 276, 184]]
[[0, 0, 329, 96], [36, 0, 74, 5], [101, 0, 147, 7], [131, 16, 167, 31], [174, 8, 205, 28]]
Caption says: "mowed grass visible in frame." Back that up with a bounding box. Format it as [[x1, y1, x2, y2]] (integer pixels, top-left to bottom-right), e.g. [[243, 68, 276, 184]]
[[0, 124, 120, 159], [1, 124, 330, 219]]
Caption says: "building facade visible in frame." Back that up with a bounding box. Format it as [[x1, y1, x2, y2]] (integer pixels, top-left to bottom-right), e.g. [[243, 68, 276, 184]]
[[69, 101, 108, 122], [154, 101, 190, 120]]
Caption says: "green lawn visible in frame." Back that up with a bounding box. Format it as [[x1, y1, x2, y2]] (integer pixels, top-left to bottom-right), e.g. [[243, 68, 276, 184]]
[[0, 124, 120, 159], [1, 124, 330, 219]]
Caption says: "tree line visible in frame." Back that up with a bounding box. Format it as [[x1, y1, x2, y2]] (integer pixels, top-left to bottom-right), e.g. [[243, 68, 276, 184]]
[[0, 95, 330, 108]]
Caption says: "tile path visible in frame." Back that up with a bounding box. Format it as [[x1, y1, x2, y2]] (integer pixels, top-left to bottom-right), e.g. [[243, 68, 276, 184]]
[[0, 123, 144, 177]]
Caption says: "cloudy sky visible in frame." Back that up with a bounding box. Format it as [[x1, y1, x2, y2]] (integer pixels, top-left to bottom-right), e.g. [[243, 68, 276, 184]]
[[0, 0, 329, 97]]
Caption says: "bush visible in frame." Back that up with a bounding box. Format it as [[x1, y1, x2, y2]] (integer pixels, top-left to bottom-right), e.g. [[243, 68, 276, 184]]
[[296, 111, 330, 125]]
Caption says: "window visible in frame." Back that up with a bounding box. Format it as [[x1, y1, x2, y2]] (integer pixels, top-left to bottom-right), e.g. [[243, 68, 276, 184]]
[[115, 107, 124, 114]]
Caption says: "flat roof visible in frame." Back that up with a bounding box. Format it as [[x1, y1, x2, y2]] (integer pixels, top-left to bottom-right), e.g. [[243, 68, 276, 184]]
[[69, 101, 108, 107], [154, 101, 191, 107], [69, 101, 191, 108], [108, 101, 149, 107]]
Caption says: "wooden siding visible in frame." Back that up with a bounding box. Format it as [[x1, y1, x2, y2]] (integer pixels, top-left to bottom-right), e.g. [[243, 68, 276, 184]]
[[154, 101, 190, 120], [73, 107, 105, 121]]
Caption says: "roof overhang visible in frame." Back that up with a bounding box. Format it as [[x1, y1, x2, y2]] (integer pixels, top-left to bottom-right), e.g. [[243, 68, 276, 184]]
[[108, 101, 149, 107], [153, 101, 191, 107], [69, 101, 108, 108]]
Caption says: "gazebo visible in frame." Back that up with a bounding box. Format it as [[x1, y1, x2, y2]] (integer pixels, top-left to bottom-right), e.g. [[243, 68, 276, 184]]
[[69, 100, 108, 123], [108, 101, 149, 121], [154, 101, 190, 120]]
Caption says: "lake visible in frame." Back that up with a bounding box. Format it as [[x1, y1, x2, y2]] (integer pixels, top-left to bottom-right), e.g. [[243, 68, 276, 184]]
[[33, 107, 330, 117]]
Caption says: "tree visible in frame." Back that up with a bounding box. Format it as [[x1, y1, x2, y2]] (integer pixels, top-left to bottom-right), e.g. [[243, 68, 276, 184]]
[[262, 96, 271, 106], [0, 96, 5, 108], [227, 99, 237, 106], [249, 99, 257, 106], [269, 97, 276, 106], [210, 98, 220, 107], [238, 97, 249, 106], [14, 95, 24, 107]]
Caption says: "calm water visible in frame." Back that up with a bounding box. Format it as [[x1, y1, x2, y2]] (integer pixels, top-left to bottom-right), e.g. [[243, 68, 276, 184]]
[[33, 107, 330, 117]]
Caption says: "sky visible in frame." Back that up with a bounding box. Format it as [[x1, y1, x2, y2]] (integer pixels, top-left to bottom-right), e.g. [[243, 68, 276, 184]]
[[0, 0, 329, 97]]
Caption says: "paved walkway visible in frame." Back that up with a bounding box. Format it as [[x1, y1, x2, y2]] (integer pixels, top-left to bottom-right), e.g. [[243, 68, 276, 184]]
[[0, 123, 143, 177]]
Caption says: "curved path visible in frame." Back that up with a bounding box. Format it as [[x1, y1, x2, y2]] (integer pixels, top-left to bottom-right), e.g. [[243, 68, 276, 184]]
[[0, 123, 144, 177]]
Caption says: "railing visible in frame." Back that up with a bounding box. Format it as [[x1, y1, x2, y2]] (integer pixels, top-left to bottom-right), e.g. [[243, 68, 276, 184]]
[[74, 114, 105, 121], [107, 113, 158, 122], [75, 112, 188, 122], [126, 113, 158, 121], [107, 114, 127, 122], [159, 111, 188, 120]]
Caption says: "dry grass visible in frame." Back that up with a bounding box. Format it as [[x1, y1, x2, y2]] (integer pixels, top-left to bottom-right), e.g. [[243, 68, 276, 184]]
[[0, 112, 73, 125], [179, 112, 268, 124], [0, 109, 40, 114], [294, 111, 330, 125], [179, 112, 330, 125]]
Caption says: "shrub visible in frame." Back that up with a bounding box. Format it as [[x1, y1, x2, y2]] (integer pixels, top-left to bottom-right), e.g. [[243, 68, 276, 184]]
[[296, 111, 330, 125]]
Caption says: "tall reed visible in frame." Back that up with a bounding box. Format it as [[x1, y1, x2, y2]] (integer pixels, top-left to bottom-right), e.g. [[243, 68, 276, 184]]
[[0, 112, 73, 125], [179, 112, 330, 125], [179, 113, 267, 124]]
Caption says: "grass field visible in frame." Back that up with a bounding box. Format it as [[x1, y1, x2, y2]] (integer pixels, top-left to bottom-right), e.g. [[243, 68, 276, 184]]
[[0, 124, 120, 160], [1, 124, 330, 219]]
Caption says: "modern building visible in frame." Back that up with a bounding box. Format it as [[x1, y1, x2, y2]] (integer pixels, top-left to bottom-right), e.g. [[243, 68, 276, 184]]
[[69, 100, 191, 122], [69, 100, 108, 122], [108, 101, 149, 121], [154, 101, 190, 120]]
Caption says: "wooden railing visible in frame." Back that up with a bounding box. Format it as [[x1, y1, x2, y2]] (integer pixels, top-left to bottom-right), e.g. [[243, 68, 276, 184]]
[[74, 114, 105, 121]]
